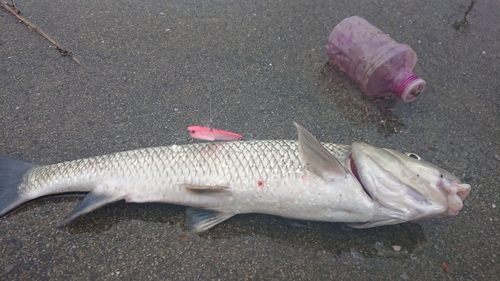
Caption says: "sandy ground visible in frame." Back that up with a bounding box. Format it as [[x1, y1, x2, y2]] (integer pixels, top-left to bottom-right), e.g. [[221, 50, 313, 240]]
[[1, 0, 498, 280]]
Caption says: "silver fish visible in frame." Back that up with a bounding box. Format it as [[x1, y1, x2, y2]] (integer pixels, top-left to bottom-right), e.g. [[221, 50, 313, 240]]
[[0, 123, 470, 232]]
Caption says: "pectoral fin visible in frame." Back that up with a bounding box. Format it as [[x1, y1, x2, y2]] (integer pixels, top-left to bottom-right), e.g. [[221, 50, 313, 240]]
[[294, 122, 348, 180], [181, 184, 230, 194], [56, 189, 123, 227], [185, 207, 234, 232]]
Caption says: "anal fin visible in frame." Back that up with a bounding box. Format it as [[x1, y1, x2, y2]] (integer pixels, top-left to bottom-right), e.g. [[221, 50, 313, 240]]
[[56, 190, 123, 227], [186, 207, 234, 232]]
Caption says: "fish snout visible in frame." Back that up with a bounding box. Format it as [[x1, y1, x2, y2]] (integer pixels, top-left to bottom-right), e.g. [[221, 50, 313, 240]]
[[439, 180, 471, 215]]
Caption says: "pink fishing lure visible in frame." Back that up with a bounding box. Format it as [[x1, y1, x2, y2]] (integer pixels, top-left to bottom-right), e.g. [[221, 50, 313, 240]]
[[188, 126, 242, 141]]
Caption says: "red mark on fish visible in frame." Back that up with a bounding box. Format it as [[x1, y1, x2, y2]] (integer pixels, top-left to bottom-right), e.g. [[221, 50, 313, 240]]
[[188, 126, 242, 141]]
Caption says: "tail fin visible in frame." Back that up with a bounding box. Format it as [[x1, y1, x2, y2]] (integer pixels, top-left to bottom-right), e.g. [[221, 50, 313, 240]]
[[0, 155, 37, 216]]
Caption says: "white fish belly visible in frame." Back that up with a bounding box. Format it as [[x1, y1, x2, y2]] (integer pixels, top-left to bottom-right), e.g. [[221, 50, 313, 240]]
[[227, 169, 374, 223]]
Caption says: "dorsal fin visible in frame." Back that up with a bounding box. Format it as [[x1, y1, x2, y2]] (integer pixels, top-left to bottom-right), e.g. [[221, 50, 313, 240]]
[[294, 122, 347, 180]]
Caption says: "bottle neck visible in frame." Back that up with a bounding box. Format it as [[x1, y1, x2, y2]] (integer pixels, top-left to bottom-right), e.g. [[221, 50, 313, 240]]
[[393, 72, 426, 103]]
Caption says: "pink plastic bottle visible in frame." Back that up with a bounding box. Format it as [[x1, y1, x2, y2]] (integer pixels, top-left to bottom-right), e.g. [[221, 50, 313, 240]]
[[326, 16, 426, 103]]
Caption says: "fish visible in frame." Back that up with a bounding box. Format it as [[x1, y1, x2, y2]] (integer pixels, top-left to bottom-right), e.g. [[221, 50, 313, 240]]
[[0, 122, 471, 232]]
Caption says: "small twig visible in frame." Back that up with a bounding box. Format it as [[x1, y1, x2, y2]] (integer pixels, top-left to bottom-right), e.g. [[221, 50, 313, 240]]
[[464, 1, 475, 17], [363, 106, 371, 120], [380, 119, 387, 127], [8, 0, 19, 13], [0, 1, 86, 69], [452, 1, 475, 31]]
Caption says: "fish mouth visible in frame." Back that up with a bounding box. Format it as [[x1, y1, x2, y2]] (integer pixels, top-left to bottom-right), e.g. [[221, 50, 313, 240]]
[[349, 154, 373, 200]]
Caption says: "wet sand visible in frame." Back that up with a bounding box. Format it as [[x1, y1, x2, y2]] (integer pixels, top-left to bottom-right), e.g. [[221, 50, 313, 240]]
[[1, 0, 498, 279]]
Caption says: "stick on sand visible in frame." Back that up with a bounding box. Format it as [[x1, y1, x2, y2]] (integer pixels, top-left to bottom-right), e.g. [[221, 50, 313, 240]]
[[0, 1, 86, 69]]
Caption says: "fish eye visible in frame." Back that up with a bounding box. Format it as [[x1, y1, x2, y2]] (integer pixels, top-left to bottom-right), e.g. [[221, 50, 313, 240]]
[[406, 152, 421, 160]]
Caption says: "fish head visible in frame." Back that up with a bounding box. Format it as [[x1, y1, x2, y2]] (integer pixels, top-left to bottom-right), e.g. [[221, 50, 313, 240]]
[[348, 141, 471, 228]]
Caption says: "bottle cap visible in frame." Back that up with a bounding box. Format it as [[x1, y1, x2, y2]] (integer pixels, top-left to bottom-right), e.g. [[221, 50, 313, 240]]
[[397, 74, 426, 103]]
